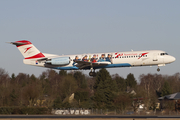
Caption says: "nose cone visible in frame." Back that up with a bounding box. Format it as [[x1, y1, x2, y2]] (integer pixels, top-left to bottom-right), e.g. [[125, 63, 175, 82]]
[[164, 55, 176, 64], [168, 56, 176, 63], [171, 56, 176, 62]]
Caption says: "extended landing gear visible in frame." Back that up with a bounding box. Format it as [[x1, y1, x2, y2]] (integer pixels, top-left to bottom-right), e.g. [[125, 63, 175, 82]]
[[89, 69, 96, 77], [89, 71, 96, 77], [157, 67, 160, 72]]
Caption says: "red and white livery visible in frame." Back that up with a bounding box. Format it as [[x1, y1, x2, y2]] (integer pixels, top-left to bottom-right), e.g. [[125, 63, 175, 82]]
[[9, 40, 176, 76]]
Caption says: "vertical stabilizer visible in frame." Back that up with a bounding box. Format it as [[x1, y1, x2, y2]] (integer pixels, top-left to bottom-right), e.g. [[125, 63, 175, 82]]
[[10, 40, 45, 59]]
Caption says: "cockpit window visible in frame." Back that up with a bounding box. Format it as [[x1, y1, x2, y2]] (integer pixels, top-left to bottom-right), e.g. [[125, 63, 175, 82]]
[[160, 53, 168, 55]]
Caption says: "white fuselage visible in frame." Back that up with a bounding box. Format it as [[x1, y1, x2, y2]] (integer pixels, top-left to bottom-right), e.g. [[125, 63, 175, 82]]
[[23, 50, 175, 70]]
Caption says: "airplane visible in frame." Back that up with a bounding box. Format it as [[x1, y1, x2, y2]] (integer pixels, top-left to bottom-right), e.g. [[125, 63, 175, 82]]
[[9, 40, 176, 76]]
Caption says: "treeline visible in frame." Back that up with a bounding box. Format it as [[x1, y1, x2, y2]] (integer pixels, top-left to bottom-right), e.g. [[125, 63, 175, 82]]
[[0, 68, 179, 114]]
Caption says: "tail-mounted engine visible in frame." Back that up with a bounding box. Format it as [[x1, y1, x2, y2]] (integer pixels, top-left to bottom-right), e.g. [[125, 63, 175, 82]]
[[46, 57, 70, 66]]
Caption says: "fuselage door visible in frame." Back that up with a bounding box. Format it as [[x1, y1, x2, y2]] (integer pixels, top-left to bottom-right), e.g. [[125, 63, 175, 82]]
[[153, 53, 158, 61]]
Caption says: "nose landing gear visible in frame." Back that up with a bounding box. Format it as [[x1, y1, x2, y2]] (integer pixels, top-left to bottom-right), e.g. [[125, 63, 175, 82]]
[[157, 67, 160, 72]]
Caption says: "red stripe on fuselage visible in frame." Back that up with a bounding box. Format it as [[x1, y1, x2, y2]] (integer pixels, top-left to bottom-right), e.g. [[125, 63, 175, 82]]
[[138, 52, 149, 59], [25, 53, 45, 59]]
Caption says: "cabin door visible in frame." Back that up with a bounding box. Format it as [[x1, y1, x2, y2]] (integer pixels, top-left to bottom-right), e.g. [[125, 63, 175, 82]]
[[153, 53, 158, 61]]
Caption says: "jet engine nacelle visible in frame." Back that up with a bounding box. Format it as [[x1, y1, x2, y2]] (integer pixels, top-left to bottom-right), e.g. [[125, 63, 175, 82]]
[[46, 57, 70, 65]]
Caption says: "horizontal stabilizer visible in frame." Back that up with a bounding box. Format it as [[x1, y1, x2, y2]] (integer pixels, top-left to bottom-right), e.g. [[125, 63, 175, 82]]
[[7, 42, 27, 46]]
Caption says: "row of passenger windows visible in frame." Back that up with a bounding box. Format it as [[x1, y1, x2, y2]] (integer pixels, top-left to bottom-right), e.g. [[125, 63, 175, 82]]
[[112, 55, 148, 59]]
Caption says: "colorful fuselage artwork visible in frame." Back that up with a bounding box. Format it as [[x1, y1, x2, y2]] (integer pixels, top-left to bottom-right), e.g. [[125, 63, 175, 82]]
[[73, 53, 112, 64]]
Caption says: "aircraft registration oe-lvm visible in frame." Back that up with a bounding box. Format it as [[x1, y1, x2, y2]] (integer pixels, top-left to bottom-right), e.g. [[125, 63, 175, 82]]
[[9, 40, 176, 77]]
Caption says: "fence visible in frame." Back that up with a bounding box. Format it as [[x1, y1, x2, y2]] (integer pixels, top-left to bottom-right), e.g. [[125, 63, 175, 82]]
[[52, 108, 180, 116]]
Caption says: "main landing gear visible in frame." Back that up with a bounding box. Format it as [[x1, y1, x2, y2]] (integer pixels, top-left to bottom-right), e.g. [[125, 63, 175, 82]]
[[89, 68, 96, 77]]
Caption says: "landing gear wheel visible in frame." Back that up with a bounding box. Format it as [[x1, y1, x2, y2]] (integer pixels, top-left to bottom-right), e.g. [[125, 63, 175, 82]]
[[89, 71, 96, 77], [157, 68, 160, 72], [89, 72, 93, 76], [89, 66, 96, 77]]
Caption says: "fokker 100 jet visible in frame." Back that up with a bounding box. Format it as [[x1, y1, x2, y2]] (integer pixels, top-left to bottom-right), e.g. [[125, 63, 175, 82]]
[[9, 40, 176, 76]]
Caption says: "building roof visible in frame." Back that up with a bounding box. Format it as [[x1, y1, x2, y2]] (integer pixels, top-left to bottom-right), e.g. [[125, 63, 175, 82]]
[[158, 92, 180, 100]]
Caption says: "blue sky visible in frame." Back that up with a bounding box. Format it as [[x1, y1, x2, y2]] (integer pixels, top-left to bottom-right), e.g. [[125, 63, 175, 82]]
[[0, 0, 179, 81]]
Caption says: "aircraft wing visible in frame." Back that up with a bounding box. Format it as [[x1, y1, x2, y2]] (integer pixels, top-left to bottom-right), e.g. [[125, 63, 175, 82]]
[[75, 60, 111, 69]]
